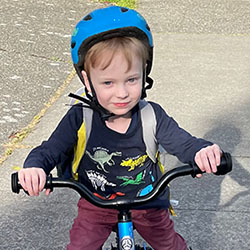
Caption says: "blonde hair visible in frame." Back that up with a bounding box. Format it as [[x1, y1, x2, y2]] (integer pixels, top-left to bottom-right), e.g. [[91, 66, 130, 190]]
[[84, 37, 149, 75]]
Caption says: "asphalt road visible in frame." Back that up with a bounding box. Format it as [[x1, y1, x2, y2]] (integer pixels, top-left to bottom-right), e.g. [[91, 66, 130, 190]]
[[1, 0, 250, 249]]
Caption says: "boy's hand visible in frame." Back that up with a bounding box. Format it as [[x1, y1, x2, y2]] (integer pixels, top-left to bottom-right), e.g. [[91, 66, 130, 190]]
[[18, 168, 50, 196], [194, 144, 222, 178]]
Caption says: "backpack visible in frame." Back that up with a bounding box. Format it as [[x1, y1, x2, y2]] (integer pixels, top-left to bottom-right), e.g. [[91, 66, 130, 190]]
[[57, 88, 165, 180]]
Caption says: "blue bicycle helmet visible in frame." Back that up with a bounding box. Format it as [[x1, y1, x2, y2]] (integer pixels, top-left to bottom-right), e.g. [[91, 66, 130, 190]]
[[70, 6, 154, 118]]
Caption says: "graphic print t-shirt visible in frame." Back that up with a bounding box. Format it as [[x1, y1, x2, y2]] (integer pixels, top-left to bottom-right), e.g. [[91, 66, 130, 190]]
[[77, 107, 164, 203]]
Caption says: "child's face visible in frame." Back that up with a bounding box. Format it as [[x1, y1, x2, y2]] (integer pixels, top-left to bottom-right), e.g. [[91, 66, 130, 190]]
[[82, 51, 143, 117]]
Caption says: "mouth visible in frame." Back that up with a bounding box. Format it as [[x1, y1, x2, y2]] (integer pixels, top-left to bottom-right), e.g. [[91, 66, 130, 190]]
[[113, 102, 129, 108]]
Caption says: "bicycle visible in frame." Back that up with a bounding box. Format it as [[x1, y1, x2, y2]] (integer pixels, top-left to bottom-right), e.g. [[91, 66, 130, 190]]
[[11, 152, 232, 250]]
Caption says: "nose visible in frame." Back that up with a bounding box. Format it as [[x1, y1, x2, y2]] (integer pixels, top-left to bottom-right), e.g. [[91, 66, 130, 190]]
[[116, 84, 129, 99]]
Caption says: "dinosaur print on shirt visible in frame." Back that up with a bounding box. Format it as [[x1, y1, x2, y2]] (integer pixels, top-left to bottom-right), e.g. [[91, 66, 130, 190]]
[[85, 170, 116, 191], [117, 170, 146, 186], [86, 148, 122, 173], [120, 154, 148, 171]]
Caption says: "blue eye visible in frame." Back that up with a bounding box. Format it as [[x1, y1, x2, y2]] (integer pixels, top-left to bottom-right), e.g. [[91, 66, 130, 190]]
[[104, 81, 112, 85], [128, 78, 136, 83]]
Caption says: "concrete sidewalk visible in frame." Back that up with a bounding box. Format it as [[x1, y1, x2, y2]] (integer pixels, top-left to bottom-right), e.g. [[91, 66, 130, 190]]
[[1, 0, 250, 249]]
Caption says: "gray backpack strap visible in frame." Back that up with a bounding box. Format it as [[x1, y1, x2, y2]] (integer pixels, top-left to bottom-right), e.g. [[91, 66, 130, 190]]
[[70, 87, 86, 105], [70, 87, 93, 180], [139, 100, 158, 163], [70, 87, 93, 140], [82, 107, 93, 143]]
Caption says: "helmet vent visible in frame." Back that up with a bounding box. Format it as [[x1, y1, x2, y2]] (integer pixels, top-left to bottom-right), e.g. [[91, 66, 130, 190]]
[[146, 24, 151, 31], [83, 14, 92, 21], [120, 7, 128, 13], [71, 41, 76, 49]]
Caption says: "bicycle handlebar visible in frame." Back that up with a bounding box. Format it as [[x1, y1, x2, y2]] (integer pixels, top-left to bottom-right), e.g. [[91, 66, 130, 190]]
[[11, 152, 232, 210]]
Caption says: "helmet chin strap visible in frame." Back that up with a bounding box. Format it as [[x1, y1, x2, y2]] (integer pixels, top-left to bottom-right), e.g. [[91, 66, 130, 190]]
[[87, 76, 115, 120]]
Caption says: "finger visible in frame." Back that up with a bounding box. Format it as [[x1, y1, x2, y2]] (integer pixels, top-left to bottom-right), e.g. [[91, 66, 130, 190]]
[[31, 173, 40, 196], [45, 189, 51, 196], [18, 171, 27, 191], [200, 150, 212, 174], [195, 154, 205, 177], [195, 152, 205, 172], [207, 145, 222, 173], [194, 152, 205, 177], [213, 144, 222, 166], [38, 171, 46, 192], [206, 149, 217, 173], [25, 173, 35, 196]]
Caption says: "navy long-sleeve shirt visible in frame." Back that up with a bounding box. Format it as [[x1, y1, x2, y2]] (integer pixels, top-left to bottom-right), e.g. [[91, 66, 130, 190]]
[[24, 101, 212, 208]]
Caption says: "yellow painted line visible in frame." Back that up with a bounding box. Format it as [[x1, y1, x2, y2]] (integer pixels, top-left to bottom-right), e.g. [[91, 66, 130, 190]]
[[0, 69, 76, 165]]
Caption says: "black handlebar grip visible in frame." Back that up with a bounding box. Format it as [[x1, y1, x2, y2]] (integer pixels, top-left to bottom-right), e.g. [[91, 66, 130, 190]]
[[11, 172, 20, 194], [214, 152, 232, 175], [192, 152, 232, 177], [11, 172, 54, 195]]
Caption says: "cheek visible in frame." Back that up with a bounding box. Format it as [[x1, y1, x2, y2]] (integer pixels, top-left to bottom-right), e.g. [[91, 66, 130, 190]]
[[95, 89, 110, 105], [132, 84, 143, 99]]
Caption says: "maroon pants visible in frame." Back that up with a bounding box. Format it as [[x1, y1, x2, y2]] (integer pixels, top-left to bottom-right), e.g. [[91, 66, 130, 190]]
[[67, 198, 187, 250]]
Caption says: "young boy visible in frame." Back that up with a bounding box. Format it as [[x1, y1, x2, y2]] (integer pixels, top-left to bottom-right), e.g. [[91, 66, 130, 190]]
[[18, 6, 222, 250]]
